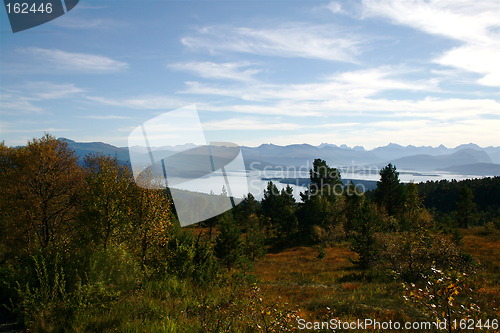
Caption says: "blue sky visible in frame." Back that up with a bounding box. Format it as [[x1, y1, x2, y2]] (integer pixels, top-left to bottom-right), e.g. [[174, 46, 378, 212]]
[[1, 0, 499, 149]]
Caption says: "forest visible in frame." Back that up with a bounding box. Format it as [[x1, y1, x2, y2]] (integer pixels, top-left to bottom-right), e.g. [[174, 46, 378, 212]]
[[0, 134, 498, 332]]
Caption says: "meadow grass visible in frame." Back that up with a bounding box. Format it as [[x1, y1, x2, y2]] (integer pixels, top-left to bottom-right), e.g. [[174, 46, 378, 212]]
[[251, 228, 499, 331]]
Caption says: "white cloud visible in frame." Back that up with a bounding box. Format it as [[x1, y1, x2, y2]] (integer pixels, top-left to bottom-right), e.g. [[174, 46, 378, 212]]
[[181, 23, 362, 62], [80, 115, 131, 120], [0, 127, 72, 134], [361, 0, 500, 87], [202, 118, 301, 131], [54, 17, 122, 29], [22, 48, 129, 73], [0, 82, 84, 115], [199, 96, 499, 121], [169, 61, 261, 82], [183, 67, 438, 104], [201, 117, 366, 132], [0, 92, 43, 113], [435, 44, 500, 87], [25, 82, 85, 99], [326, 2, 344, 14], [198, 102, 322, 117], [87, 95, 185, 110], [189, 62, 498, 127]]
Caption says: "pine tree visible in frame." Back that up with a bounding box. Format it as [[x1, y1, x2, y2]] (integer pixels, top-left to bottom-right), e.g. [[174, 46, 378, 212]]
[[214, 213, 243, 269], [305, 158, 342, 198], [261, 182, 297, 238], [456, 186, 476, 228], [374, 163, 404, 216], [349, 201, 381, 268], [298, 160, 344, 238]]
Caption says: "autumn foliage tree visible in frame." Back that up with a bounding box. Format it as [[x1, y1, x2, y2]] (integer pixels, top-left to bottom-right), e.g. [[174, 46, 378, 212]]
[[130, 186, 173, 271], [0, 134, 85, 255], [82, 154, 134, 249]]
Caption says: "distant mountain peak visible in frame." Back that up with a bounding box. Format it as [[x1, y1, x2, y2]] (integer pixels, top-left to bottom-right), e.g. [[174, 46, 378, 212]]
[[386, 143, 404, 148], [454, 143, 481, 150], [258, 143, 280, 148], [317, 143, 338, 148], [288, 143, 315, 148]]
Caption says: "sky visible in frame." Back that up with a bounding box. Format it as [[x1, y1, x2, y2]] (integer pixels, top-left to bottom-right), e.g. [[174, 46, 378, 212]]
[[0, 0, 499, 149]]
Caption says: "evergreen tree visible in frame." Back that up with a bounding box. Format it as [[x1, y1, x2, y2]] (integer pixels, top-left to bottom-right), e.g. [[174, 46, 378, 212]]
[[261, 182, 297, 238], [298, 160, 344, 238], [277, 185, 299, 237], [374, 163, 404, 216], [305, 158, 342, 198], [243, 214, 267, 261], [214, 213, 243, 269], [349, 201, 381, 268], [343, 181, 365, 233], [234, 193, 262, 231], [456, 186, 476, 228]]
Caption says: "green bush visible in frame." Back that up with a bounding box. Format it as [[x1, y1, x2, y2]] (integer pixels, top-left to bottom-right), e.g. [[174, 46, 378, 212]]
[[165, 229, 221, 285], [378, 227, 474, 282]]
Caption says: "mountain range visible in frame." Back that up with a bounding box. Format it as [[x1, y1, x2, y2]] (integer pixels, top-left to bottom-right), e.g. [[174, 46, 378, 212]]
[[59, 138, 500, 176]]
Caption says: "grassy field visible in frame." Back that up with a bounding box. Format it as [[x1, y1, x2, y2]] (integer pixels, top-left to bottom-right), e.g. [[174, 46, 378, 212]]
[[249, 228, 500, 332], [462, 228, 500, 314], [66, 226, 498, 332], [3, 227, 497, 332]]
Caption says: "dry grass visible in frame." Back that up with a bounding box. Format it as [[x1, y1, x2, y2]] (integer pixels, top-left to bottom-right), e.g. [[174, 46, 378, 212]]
[[253, 245, 417, 323], [251, 229, 500, 324], [462, 227, 500, 317], [255, 245, 354, 284], [190, 225, 500, 325]]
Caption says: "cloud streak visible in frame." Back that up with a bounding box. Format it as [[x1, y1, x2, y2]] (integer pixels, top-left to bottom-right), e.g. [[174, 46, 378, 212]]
[[21, 48, 129, 73], [25, 82, 85, 99], [0, 82, 85, 114], [169, 61, 261, 82], [181, 66, 440, 106], [87, 95, 185, 110], [202, 118, 301, 131], [0, 92, 43, 113], [80, 115, 131, 120], [181, 23, 363, 62]]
